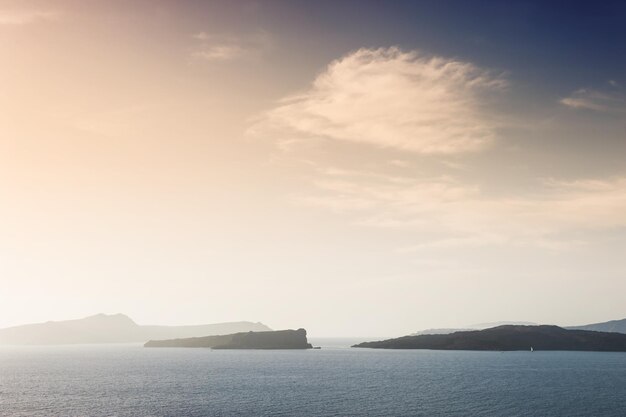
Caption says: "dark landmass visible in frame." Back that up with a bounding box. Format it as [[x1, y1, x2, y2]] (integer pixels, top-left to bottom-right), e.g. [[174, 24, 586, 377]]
[[0, 314, 272, 345], [567, 318, 626, 334], [353, 325, 626, 352], [145, 328, 312, 349]]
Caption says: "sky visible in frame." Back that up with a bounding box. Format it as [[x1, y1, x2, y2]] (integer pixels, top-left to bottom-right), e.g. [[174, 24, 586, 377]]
[[1, 0, 625, 337]]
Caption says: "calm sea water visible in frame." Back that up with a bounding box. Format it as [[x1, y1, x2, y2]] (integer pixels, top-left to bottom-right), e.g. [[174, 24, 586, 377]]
[[1, 340, 625, 417]]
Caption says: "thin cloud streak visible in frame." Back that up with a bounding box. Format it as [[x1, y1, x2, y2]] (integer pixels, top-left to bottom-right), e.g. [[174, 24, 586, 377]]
[[0, 9, 59, 25], [190, 31, 271, 62], [191, 45, 246, 61], [560, 88, 626, 113]]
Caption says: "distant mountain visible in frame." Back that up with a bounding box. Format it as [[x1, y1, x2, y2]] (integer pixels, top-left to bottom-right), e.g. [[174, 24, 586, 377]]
[[145, 328, 312, 349], [567, 318, 626, 334], [411, 328, 473, 336], [354, 325, 626, 352], [412, 321, 537, 336], [469, 321, 537, 328], [0, 314, 272, 345]]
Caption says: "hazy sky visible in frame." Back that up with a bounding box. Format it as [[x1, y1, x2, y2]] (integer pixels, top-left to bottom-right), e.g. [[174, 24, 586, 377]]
[[1, 0, 625, 336]]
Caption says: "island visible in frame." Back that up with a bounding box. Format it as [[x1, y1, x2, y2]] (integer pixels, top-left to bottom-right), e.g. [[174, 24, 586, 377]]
[[144, 328, 313, 349], [352, 325, 626, 352]]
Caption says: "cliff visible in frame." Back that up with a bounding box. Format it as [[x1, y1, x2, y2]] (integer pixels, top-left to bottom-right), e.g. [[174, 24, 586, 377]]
[[353, 325, 626, 352], [145, 328, 312, 349], [0, 314, 272, 345]]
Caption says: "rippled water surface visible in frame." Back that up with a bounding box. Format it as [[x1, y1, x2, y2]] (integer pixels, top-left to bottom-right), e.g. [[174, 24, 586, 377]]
[[1, 342, 625, 416]]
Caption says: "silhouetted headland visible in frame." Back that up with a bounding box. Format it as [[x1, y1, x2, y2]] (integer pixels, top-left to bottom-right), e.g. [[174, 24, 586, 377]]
[[145, 328, 313, 349], [0, 314, 272, 345], [353, 325, 626, 352]]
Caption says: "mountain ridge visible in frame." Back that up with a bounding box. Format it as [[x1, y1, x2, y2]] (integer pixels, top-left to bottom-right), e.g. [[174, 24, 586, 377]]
[[567, 318, 626, 334], [411, 321, 538, 336], [0, 314, 272, 345]]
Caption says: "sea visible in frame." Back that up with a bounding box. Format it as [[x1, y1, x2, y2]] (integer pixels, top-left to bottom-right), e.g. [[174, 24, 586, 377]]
[[1, 338, 625, 417]]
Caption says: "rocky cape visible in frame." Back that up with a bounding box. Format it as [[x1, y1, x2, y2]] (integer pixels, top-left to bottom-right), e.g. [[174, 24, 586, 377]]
[[0, 314, 272, 345], [145, 328, 313, 349], [353, 325, 626, 352]]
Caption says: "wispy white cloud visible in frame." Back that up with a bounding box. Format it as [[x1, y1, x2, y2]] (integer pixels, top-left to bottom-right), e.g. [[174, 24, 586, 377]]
[[250, 47, 506, 154], [397, 234, 507, 251], [0, 9, 58, 25], [191, 45, 246, 61], [560, 88, 626, 113], [192, 32, 211, 41], [389, 159, 410, 168], [190, 31, 271, 62]]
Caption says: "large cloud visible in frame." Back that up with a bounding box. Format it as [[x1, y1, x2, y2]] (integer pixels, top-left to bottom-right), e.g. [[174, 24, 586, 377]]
[[251, 47, 506, 153]]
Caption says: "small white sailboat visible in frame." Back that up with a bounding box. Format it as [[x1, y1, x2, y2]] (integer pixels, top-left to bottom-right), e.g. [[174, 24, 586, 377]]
[[530, 346, 534, 352]]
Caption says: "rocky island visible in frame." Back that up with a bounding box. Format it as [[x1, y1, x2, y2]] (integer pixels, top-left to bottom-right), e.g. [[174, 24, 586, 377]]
[[145, 328, 313, 349], [353, 325, 626, 352]]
